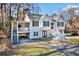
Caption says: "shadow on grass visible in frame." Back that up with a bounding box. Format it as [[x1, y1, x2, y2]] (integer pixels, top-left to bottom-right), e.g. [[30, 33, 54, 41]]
[[39, 50, 58, 56], [39, 44, 79, 56], [56, 44, 79, 56]]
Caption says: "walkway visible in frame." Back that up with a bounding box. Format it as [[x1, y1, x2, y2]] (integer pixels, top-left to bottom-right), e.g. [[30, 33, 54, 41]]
[[56, 44, 79, 56]]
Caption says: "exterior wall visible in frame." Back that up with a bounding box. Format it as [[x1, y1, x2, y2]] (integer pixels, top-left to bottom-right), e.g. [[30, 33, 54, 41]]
[[29, 27, 42, 39], [56, 17, 65, 40], [40, 16, 51, 38], [11, 14, 66, 44], [29, 21, 42, 39], [57, 18, 65, 30], [29, 15, 52, 39]]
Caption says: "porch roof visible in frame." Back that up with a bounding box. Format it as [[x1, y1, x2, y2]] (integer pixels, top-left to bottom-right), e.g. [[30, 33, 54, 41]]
[[11, 21, 29, 23]]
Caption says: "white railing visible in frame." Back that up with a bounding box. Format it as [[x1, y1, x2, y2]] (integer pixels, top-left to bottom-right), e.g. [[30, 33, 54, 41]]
[[18, 28, 29, 33]]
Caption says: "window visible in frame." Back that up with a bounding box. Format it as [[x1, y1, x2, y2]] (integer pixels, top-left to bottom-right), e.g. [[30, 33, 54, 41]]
[[51, 23, 54, 25], [43, 21, 49, 26], [34, 32, 38, 36], [57, 22, 64, 27], [25, 23, 29, 27], [51, 26, 53, 29], [32, 21, 39, 27], [42, 30, 47, 37], [18, 24, 21, 28], [51, 22, 54, 29]]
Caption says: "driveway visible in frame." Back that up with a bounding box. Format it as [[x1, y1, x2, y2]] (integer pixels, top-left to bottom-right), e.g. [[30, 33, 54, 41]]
[[56, 44, 79, 56]]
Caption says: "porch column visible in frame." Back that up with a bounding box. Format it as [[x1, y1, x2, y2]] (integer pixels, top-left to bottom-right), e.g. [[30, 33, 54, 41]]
[[11, 22, 13, 43], [17, 22, 19, 43]]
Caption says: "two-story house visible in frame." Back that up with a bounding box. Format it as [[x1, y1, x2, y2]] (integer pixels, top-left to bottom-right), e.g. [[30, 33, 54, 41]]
[[11, 13, 65, 44]]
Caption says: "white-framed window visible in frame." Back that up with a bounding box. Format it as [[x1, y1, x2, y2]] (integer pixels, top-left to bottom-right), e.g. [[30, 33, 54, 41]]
[[18, 24, 21, 28], [33, 32, 38, 36], [51, 26, 53, 29], [43, 21, 49, 26], [42, 30, 47, 37], [32, 21, 39, 27], [51, 22, 54, 29], [51, 22, 54, 25], [25, 23, 30, 27], [57, 22, 64, 27]]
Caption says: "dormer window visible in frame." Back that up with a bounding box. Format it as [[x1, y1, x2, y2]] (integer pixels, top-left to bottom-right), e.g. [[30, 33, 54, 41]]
[[57, 22, 64, 27], [43, 21, 49, 26]]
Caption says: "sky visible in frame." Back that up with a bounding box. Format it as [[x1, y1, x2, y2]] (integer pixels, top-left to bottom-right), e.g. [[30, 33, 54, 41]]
[[34, 3, 79, 15]]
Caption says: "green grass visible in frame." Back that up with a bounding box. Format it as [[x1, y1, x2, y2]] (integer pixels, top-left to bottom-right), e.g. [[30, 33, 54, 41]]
[[16, 46, 65, 56], [49, 52, 64, 56], [68, 36, 79, 39], [63, 36, 79, 44], [16, 47, 52, 56]]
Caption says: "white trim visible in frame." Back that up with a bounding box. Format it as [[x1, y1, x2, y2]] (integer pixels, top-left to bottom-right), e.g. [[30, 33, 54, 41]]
[[17, 22, 19, 43], [11, 22, 13, 43]]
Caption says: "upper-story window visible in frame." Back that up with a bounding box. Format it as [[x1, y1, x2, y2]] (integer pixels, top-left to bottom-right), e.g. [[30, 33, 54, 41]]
[[57, 22, 64, 27], [43, 21, 49, 26], [25, 23, 30, 27], [51, 22, 54, 25], [18, 24, 21, 28], [32, 21, 39, 27], [51, 22, 54, 29]]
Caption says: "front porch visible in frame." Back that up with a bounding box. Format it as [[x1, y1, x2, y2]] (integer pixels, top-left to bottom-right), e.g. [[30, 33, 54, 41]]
[[11, 21, 30, 44], [18, 32, 30, 43]]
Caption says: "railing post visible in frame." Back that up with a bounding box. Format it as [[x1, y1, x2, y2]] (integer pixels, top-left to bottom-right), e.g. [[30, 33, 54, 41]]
[[17, 22, 19, 43], [11, 22, 13, 43]]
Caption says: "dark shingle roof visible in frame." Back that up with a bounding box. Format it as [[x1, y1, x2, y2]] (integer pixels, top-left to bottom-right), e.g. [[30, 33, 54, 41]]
[[28, 14, 42, 20]]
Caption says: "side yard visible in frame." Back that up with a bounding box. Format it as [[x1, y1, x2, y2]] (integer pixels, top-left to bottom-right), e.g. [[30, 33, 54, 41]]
[[0, 36, 79, 56], [15, 36, 79, 56], [15, 40, 65, 56]]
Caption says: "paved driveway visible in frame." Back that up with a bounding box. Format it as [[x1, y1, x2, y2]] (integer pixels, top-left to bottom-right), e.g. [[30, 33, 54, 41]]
[[56, 44, 79, 56]]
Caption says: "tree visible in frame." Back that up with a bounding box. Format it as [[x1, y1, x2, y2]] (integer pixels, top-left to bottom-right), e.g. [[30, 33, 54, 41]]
[[0, 3, 7, 31], [31, 4, 41, 14], [0, 3, 33, 36]]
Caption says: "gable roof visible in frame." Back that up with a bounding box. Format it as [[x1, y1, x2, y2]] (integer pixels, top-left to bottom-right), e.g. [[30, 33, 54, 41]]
[[25, 13, 64, 21], [24, 13, 30, 22], [28, 14, 42, 20], [40, 14, 52, 21], [52, 14, 64, 21]]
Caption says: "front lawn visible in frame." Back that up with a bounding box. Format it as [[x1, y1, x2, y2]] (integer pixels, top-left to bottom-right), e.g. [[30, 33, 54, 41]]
[[16, 46, 64, 56], [63, 36, 79, 44], [49, 52, 64, 56], [68, 36, 79, 39]]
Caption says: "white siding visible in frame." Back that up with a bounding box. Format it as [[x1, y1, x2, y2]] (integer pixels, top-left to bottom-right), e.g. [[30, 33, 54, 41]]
[[11, 13, 65, 43], [29, 20, 42, 39], [30, 27, 42, 39]]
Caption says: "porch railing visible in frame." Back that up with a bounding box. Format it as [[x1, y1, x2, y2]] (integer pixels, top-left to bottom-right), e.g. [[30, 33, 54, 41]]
[[18, 28, 29, 33]]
